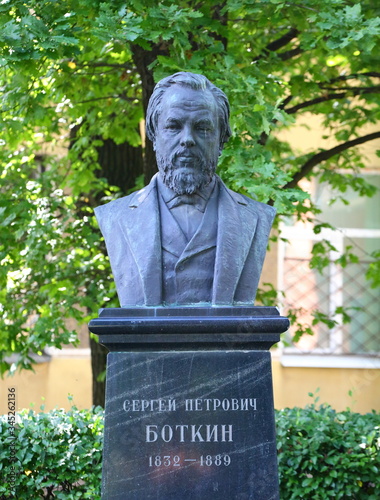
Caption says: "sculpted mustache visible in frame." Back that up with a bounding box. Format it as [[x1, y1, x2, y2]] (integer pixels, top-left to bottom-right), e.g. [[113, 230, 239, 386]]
[[171, 150, 201, 162]]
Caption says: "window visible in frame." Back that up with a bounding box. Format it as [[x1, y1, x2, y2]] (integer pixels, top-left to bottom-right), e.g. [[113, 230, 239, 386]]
[[279, 174, 380, 358]]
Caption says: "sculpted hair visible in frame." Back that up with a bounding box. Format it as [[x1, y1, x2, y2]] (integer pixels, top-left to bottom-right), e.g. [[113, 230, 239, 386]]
[[146, 72, 232, 152]]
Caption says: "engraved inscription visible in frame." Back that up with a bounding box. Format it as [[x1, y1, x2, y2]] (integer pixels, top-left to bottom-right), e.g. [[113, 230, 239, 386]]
[[185, 398, 257, 411], [123, 397, 257, 412], [146, 424, 233, 443], [123, 398, 176, 412], [121, 394, 259, 470], [148, 454, 232, 467]]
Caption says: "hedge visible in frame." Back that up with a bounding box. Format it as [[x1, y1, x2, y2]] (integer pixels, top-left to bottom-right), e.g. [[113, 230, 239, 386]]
[[1, 404, 379, 499], [276, 405, 380, 499], [0, 405, 103, 500]]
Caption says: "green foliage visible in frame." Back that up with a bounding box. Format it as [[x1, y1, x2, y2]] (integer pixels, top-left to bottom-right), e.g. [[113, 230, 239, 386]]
[[277, 403, 380, 499], [0, 153, 118, 374], [284, 307, 315, 344], [0, 405, 103, 499], [366, 250, 380, 288], [0, 0, 379, 369], [1, 404, 379, 498]]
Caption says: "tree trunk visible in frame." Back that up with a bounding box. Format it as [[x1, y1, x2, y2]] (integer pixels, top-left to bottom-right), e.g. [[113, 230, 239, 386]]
[[90, 137, 144, 407], [96, 137, 143, 193], [90, 40, 169, 406], [131, 43, 170, 184], [132, 47, 157, 184], [90, 334, 108, 408]]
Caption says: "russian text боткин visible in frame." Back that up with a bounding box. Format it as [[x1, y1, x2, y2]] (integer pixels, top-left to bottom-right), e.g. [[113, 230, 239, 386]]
[[145, 424, 233, 443]]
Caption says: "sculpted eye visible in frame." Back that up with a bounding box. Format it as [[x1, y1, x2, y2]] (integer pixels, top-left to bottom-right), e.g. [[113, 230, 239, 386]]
[[165, 122, 180, 130], [196, 122, 213, 132]]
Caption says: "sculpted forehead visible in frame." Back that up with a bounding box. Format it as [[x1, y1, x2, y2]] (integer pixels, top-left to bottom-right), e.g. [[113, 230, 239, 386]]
[[159, 86, 218, 116]]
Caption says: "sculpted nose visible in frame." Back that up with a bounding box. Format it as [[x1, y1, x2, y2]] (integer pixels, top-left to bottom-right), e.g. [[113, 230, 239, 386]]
[[180, 127, 195, 147]]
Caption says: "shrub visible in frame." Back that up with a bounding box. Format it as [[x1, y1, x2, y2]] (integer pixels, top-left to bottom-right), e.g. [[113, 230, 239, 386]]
[[0, 404, 379, 498], [276, 404, 380, 499], [0, 405, 103, 499]]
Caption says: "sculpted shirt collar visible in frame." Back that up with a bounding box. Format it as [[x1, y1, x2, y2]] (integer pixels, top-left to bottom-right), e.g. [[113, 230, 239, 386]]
[[157, 174, 216, 213]]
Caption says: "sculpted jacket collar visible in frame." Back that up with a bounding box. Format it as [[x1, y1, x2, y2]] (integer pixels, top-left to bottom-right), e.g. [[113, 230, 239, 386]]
[[157, 175, 216, 212], [118, 173, 258, 305]]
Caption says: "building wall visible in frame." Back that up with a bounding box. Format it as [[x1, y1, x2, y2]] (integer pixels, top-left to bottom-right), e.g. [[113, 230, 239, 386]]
[[0, 355, 92, 414], [1, 354, 378, 414], [272, 357, 380, 413], [2, 116, 379, 416]]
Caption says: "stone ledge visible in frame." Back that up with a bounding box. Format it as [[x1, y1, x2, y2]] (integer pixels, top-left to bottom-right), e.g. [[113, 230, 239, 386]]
[[89, 306, 289, 351]]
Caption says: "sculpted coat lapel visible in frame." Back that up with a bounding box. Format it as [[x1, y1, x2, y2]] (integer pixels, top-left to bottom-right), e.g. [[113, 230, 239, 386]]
[[95, 174, 275, 306]]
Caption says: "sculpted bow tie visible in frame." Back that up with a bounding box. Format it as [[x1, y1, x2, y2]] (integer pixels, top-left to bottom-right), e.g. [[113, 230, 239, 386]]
[[166, 194, 207, 212]]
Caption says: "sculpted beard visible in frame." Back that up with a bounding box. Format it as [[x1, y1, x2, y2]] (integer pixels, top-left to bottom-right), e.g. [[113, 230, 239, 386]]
[[157, 151, 217, 195]]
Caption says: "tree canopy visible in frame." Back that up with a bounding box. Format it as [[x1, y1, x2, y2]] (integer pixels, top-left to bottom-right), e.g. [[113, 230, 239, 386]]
[[1, 0, 379, 399]]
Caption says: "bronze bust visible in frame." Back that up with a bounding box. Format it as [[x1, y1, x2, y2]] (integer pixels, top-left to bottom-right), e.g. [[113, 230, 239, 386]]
[[95, 72, 275, 306]]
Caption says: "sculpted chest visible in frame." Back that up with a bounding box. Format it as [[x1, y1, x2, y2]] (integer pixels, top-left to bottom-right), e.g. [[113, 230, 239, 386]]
[[95, 175, 273, 307], [159, 187, 218, 304]]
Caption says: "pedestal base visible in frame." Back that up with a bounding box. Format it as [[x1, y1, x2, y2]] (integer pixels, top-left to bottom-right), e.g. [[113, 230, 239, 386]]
[[89, 307, 289, 500], [103, 350, 278, 500]]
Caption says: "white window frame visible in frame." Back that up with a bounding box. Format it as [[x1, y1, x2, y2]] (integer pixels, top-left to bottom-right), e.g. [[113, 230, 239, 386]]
[[278, 224, 380, 368]]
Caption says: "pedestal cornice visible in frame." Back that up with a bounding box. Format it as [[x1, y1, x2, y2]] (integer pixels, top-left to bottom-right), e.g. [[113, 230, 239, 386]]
[[88, 306, 289, 351]]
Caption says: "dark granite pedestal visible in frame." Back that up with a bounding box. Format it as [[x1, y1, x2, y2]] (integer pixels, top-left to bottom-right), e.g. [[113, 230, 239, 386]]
[[89, 306, 289, 500]]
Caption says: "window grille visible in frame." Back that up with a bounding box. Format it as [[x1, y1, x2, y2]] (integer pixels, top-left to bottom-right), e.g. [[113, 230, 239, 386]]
[[279, 226, 380, 355]]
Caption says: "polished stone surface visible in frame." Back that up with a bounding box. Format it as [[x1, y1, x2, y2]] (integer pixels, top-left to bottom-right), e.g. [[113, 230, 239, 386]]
[[88, 306, 289, 351], [102, 350, 279, 500], [92, 307, 288, 499]]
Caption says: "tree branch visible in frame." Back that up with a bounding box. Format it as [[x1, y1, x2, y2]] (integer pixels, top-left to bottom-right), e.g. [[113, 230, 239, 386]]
[[318, 84, 380, 92], [283, 131, 380, 189], [66, 60, 134, 70], [284, 85, 380, 115], [254, 28, 299, 61], [70, 68, 126, 77], [265, 28, 299, 53], [260, 82, 379, 147], [45, 95, 137, 108], [280, 73, 380, 115], [75, 96, 134, 104], [323, 72, 380, 84], [284, 2, 318, 12], [277, 46, 303, 61]]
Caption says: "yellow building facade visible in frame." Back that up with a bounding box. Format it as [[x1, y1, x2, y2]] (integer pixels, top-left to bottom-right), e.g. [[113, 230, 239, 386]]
[[1, 115, 379, 415], [1, 350, 379, 414]]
